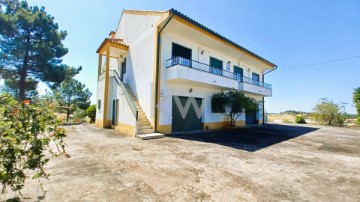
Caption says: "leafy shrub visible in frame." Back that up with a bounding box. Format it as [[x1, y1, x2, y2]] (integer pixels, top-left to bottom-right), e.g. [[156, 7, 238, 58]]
[[295, 116, 306, 124], [73, 108, 86, 122], [0, 95, 69, 194], [313, 98, 345, 126], [86, 104, 96, 123]]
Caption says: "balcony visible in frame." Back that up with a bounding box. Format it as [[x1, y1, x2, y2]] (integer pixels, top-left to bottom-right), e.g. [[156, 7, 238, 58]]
[[166, 57, 272, 96]]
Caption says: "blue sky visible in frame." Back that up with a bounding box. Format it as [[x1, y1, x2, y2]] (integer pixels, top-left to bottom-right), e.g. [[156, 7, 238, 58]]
[[26, 0, 360, 114]]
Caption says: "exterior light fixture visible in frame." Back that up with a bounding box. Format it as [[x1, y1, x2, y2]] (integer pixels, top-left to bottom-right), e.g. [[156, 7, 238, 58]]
[[189, 88, 193, 93]]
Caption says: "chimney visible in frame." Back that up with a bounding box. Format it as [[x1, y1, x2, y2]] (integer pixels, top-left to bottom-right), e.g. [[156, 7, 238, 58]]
[[109, 31, 116, 39]]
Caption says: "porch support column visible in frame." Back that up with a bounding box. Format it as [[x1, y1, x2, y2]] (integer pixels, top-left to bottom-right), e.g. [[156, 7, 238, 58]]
[[103, 45, 111, 127]]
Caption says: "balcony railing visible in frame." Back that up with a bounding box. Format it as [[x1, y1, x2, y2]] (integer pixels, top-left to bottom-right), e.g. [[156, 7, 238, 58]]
[[166, 56, 272, 89]]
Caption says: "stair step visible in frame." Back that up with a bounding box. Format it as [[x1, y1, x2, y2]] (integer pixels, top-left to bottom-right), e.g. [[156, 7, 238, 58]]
[[137, 128, 155, 134], [138, 121, 151, 126], [138, 114, 147, 120], [139, 125, 152, 130], [136, 133, 164, 140]]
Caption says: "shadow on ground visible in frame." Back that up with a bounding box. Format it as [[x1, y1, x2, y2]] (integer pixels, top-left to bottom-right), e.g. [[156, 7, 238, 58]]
[[167, 124, 319, 152]]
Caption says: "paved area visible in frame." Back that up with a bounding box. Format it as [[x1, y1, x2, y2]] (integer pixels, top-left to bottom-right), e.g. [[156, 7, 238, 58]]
[[2, 124, 360, 201]]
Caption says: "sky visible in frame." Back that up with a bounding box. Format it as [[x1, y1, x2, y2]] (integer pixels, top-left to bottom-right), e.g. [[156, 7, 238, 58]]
[[25, 0, 360, 114]]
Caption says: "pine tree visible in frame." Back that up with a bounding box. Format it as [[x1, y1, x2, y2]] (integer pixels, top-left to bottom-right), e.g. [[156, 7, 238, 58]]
[[0, 0, 80, 100], [54, 78, 92, 122]]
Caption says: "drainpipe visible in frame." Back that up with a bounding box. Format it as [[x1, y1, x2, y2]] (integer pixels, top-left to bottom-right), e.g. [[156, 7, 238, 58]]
[[262, 65, 278, 125], [154, 13, 175, 132]]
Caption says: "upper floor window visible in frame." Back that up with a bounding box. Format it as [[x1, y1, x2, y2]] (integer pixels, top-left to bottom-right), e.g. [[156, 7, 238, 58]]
[[172, 43, 192, 67], [209, 57, 223, 76], [252, 73, 260, 85], [234, 65, 243, 81]]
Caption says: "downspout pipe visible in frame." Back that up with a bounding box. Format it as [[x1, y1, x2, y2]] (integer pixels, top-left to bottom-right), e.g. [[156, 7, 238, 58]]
[[154, 13, 175, 132], [262, 65, 277, 125]]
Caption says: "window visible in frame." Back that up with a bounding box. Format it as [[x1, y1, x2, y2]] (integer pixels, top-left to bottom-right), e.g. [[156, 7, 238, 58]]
[[97, 99, 101, 113], [172, 43, 192, 67], [252, 73, 260, 86], [121, 58, 126, 74], [209, 57, 223, 76], [234, 65, 243, 81], [211, 97, 225, 113]]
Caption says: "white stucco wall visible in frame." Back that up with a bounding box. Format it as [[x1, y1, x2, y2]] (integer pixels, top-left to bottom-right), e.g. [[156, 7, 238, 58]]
[[159, 28, 267, 126], [115, 12, 165, 126]]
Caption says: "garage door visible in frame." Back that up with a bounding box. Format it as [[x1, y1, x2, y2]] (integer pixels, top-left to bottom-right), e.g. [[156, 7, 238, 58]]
[[172, 96, 202, 132]]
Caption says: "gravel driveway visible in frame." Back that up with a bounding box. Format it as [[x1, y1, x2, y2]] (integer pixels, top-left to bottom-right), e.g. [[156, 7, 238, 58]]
[[2, 124, 360, 201]]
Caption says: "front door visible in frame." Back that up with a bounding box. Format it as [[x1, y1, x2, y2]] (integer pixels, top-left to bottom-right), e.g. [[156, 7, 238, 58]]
[[112, 100, 116, 125], [246, 110, 257, 124], [112, 99, 119, 125], [172, 96, 202, 132]]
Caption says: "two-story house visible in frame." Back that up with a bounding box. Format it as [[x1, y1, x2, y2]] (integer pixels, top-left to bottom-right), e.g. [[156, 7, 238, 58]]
[[95, 9, 276, 136]]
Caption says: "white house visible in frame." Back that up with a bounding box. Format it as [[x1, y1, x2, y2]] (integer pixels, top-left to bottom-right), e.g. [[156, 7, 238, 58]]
[[95, 9, 277, 136]]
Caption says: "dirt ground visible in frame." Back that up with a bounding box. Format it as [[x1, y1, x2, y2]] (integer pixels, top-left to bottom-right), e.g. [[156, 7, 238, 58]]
[[2, 124, 360, 201]]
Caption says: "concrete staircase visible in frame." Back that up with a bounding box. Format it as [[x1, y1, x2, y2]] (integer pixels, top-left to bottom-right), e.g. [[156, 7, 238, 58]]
[[124, 85, 163, 139]]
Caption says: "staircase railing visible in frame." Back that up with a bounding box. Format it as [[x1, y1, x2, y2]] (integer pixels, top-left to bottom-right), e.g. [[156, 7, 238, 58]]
[[109, 70, 138, 120]]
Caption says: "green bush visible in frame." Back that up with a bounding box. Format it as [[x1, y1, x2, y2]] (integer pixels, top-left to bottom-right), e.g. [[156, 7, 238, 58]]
[[313, 98, 345, 126], [73, 108, 86, 122], [0, 95, 68, 193], [86, 104, 96, 123], [295, 116, 306, 124]]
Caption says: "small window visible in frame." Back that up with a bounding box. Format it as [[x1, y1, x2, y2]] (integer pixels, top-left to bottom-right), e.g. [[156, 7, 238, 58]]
[[97, 99, 101, 113], [211, 95, 225, 113], [121, 58, 126, 74], [212, 105, 225, 113]]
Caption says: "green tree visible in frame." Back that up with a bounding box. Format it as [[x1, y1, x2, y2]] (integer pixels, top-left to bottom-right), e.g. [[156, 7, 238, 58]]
[[2, 76, 38, 98], [0, 94, 68, 194], [54, 78, 92, 122], [73, 107, 86, 122], [354, 87, 360, 125], [0, 0, 81, 100], [211, 90, 258, 126], [313, 98, 345, 126], [86, 104, 96, 123]]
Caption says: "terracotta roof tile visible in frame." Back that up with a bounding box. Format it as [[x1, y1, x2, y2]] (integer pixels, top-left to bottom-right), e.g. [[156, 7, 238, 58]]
[[107, 38, 128, 46]]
